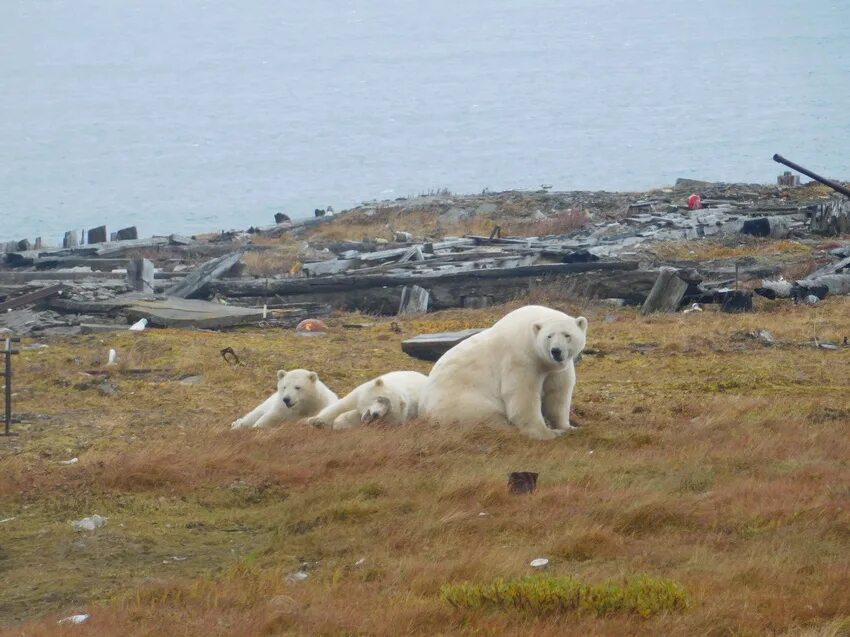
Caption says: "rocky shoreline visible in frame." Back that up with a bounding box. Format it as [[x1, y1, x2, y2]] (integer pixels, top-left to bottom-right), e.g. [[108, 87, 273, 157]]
[[1, 177, 849, 336]]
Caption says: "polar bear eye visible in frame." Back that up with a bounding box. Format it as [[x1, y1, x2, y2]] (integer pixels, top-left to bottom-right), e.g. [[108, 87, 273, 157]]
[[564, 333, 571, 340], [294, 386, 301, 390], [546, 334, 552, 339]]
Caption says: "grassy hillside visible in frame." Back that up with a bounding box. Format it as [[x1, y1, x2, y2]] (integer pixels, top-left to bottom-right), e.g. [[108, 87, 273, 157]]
[[1, 294, 848, 636]]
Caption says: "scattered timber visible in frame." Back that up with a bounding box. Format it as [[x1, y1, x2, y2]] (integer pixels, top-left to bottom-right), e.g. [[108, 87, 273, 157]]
[[0, 284, 66, 313], [164, 250, 244, 299], [210, 261, 640, 314]]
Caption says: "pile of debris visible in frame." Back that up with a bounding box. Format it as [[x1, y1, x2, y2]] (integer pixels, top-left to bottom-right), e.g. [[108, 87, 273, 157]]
[[3, 158, 849, 334]]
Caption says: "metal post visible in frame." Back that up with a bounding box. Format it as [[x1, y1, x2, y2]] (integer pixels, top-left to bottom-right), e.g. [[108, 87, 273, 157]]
[[2, 337, 20, 436], [4, 338, 11, 436]]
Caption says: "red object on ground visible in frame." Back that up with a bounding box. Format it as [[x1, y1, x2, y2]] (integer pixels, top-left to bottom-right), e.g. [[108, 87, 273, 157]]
[[687, 194, 702, 210], [296, 318, 329, 333]]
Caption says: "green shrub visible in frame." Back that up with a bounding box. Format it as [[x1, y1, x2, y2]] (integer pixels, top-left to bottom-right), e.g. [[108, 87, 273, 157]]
[[441, 573, 688, 618]]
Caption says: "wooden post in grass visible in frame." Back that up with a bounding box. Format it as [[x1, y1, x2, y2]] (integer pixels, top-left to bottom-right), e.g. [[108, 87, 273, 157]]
[[2, 337, 20, 435]]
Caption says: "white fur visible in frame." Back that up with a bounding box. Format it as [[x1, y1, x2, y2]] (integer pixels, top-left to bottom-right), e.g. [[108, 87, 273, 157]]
[[231, 368, 337, 429], [420, 305, 587, 440], [306, 371, 428, 430]]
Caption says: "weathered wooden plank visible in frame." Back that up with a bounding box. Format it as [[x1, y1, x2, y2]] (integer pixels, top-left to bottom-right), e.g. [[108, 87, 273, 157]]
[[302, 259, 356, 277], [127, 257, 155, 293], [124, 298, 264, 329], [640, 268, 689, 315], [164, 250, 244, 299], [62, 230, 80, 248], [398, 285, 429, 315], [87, 226, 107, 244], [209, 261, 639, 298], [0, 271, 183, 284], [799, 274, 850, 296], [0, 284, 66, 312], [401, 328, 484, 361], [811, 198, 850, 236]]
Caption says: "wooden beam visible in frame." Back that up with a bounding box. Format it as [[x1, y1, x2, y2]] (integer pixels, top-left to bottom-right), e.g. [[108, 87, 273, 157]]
[[401, 328, 484, 361], [640, 268, 688, 315], [0, 283, 65, 312], [209, 261, 639, 298], [164, 250, 245, 299]]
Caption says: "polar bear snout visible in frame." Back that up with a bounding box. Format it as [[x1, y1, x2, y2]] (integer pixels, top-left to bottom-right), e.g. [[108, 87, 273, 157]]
[[282, 396, 294, 408], [550, 347, 564, 362]]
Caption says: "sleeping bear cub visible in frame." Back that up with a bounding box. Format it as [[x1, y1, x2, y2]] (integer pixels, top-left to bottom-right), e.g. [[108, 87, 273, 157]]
[[420, 305, 587, 440], [306, 371, 428, 430]]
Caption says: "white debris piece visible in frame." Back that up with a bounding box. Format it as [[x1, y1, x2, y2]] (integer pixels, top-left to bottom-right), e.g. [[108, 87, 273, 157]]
[[58, 458, 79, 465], [107, 348, 117, 365], [285, 570, 309, 583], [682, 302, 704, 314], [58, 614, 89, 625], [72, 514, 107, 532], [128, 318, 148, 332], [529, 558, 549, 569]]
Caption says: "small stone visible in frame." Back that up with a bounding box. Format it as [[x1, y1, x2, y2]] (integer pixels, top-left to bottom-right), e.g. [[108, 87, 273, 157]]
[[179, 375, 203, 386], [72, 514, 107, 532], [529, 558, 549, 569]]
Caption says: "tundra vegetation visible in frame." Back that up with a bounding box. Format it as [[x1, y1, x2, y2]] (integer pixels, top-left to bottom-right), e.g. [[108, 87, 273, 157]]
[[0, 289, 848, 636]]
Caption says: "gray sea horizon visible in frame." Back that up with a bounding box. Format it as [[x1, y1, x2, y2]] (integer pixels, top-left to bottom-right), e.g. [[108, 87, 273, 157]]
[[2, 0, 848, 243]]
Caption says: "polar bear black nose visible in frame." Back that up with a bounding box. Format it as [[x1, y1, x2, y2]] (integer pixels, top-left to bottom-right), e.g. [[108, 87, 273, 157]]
[[551, 348, 563, 362], [283, 396, 293, 407]]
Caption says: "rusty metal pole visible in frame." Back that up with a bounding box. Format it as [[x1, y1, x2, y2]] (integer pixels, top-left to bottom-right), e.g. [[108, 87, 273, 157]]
[[773, 154, 850, 198]]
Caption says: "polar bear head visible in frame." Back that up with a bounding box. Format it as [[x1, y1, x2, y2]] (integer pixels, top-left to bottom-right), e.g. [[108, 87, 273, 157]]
[[360, 377, 408, 425], [276, 368, 319, 410], [532, 315, 587, 368]]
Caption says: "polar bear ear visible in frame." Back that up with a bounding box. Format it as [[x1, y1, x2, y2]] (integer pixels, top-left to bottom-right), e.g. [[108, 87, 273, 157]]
[[373, 378, 384, 387], [532, 322, 542, 335], [575, 317, 588, 333], [308, 372, 317, 383], [276, 369, 287, 380]]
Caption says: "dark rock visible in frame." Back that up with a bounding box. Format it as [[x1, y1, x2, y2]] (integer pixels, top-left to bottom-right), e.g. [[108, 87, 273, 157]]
[[274, 212, 291, 224]]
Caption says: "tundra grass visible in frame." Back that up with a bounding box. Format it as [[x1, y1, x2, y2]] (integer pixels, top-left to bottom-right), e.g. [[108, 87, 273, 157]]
[[0, 296, 848, 636]]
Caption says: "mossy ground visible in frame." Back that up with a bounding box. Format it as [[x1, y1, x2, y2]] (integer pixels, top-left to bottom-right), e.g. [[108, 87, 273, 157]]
[[0, 292, 848, 636]]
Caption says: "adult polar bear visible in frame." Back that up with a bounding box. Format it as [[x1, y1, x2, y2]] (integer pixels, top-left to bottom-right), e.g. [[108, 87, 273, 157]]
[[307, 371, 427, 430], [231, 369, 337, 429], [421, 305, 587, 440]]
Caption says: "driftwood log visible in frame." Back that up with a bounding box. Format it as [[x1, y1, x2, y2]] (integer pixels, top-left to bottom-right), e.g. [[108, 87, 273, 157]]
[[640, 268, 689, 315], [210, 261, 639, 314]]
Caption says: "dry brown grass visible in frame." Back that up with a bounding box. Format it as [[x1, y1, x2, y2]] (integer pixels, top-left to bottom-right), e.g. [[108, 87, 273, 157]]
[[241, 246, 300, 277], [1, 296, 848, 636]]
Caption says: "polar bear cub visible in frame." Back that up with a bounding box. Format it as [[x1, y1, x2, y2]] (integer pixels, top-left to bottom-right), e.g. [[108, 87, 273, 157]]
[[231, 368, 338, 429], [306, 371, 428, 430], [420, 305, 587, 440]]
